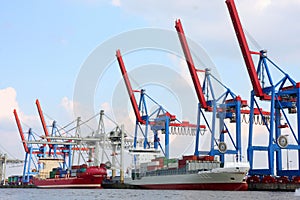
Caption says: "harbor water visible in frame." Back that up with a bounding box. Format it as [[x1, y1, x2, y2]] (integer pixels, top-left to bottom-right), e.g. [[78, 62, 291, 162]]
[[0, 189, 299, 200]]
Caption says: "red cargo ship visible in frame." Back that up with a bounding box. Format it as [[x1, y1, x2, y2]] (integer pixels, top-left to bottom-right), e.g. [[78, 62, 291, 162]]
[[33, 159, 107, 188]]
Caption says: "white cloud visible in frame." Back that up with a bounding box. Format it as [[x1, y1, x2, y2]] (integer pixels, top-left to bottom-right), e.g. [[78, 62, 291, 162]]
[[60, 96, 93, 122], [0, 87, 40, 168], [117, 0, 300, 74], [111, 0, 121, 7], [60, 98, 119, 136], [111, 0, 300, 123], [255, 0, 272, 11], [100, 102, 111, 112], [61, 96, 75, 115], [168, 54, 194, 88], [0, 87, 19, 120], [0, 87, 39, 126]]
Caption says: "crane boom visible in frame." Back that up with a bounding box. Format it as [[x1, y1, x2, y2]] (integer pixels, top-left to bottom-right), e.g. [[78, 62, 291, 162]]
[[13, 109, 29, 153], [225, 0, 265, 98], [175, 19, 208, 110], [116, 49, 145, 124], [35, 99, 53, 148]]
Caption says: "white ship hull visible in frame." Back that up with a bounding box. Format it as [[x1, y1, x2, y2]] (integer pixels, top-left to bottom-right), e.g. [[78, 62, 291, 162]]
[[125, 163, 249, 191]]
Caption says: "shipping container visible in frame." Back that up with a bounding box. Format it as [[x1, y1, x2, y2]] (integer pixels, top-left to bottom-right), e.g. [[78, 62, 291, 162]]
[[147, 166, 158, 171], [167, 162, 178, 169], [164, 158, 178, 165], [49, 171, 55, 178], [81, 164, 88, 168], [183, 155, 197, 161], [71, 172, 77, 177], [71, 165, 81, 169], [147, 161, 159, 166], [178, 159, 186, 166]]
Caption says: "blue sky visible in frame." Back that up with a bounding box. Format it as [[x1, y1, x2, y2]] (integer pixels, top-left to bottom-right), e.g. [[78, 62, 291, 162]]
[[0, 0, 145, 113], [1, 0, 300, 176]]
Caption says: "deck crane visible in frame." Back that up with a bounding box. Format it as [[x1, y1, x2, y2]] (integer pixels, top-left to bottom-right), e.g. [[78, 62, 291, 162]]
[[226, 0, 300, 178], [116, 49, 204, 159], [175, 19, 251, 164]]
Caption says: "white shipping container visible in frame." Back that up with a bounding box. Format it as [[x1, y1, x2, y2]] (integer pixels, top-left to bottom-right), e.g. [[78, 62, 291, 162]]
[[140, 164, 147, 173], [193, 162, 197, 170], [199, 162, 204, 170], [71, 172, 77, 177], [209, 162, 213, 169], [140, 162, 148, 168], [204, 162, 208, 170], [195, 162, 200, 170], [187, 163, 192, 171], [189, 162, 193, 171], [148, 161, 160, 166], [187, 162, 196, 171], [167, 162, 178, 168], [212, 162, 217, 169]]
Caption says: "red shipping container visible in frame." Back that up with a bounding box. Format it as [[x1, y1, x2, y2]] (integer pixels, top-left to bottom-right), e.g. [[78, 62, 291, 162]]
[[71, 165, 81, 169], [178, 160, 186, 166], [183, 155, 197, 161], [147, 166, 157, 171], [178, 164, 186, 169], [202, 156, 214, 161]]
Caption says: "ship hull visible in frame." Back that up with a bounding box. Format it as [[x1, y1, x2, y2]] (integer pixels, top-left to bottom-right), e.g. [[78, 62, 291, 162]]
[[33, 166, 107, 189], [137, 183, 247, 191], [33, 176, 104, 189], [125, 166, 248, 191]]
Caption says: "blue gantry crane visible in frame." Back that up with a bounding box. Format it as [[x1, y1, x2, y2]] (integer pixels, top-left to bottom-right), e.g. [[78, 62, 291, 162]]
[[226, 0, 300, 179], [13, 109, 45, 184], [116, 50, 205, 159], [175, 19, 252, 165], [35, 99, 73, 170], [13, 100, 81, 184]]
